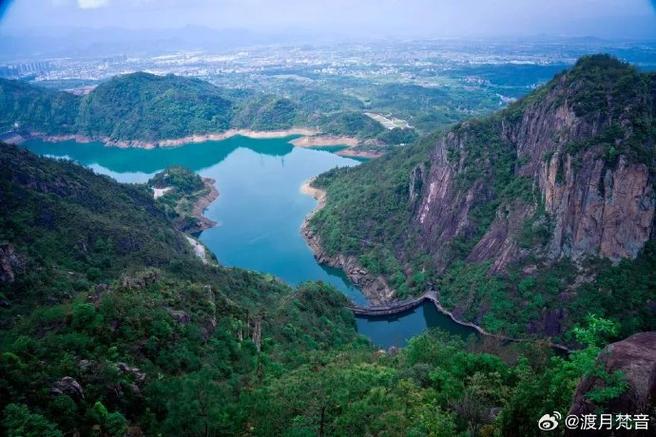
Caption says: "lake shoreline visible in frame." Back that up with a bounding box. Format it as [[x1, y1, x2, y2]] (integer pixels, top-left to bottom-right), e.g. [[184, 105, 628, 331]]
[[16, 129, 379, 159], [300, 181, 573, 352], [190, 177, 220, 233], [300, 178, 395, 305]]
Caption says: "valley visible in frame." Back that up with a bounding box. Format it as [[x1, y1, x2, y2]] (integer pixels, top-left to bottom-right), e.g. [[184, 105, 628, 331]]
[[1, 22, 655, 433], [21, 135, 476, 348]]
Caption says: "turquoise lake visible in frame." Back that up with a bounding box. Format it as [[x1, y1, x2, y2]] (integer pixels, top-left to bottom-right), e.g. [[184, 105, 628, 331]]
[[22, 136, 477, 347]]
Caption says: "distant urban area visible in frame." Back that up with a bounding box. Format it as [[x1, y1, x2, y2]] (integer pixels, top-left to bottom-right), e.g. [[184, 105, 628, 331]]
[[3, 38, 654, 141]]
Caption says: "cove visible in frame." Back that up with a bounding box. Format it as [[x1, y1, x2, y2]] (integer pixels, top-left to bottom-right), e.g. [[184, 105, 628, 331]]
[[21, 136, 477, 347]]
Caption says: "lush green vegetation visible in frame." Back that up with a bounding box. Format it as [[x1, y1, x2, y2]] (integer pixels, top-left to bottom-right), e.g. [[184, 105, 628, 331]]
[[0, 73, 420, 145], [0, 144, 635, 435], [309, 55, 656, 342], [367, 83, 500, 133], [318, 111, 385, 138], [231, 95, 299, 131], [76, 73, 234, 141], [0, 145, 196, 315], [150, 165, 205, 194], [311, 135, 435, 298], [0, 78, 79, 134], [561, 55, 656, 170], [377, 127, 419, 145], [148, 166, 212, 232], [1, 55, 651, 435]]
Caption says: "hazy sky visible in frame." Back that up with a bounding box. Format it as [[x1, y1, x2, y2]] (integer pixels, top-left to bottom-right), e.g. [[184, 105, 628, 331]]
[[1, 0, 655, 39]]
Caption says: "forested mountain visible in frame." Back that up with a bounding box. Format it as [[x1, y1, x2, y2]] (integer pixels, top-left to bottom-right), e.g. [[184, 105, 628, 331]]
[[0, 78, 79, 135], [0, 144, 631, 436], [309, 55, 656, 343], [0, 73, 409, 145], [77, 73, 234, 141], [0, 145, 197, 313]]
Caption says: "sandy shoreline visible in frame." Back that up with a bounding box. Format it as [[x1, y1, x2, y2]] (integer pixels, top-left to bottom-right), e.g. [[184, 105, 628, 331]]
[[290, 135, 359, 148], [337, 148, 384, 159], [26, 128, 320, 149], [19, 129, 381, 159], [299, 178, 327, 215]]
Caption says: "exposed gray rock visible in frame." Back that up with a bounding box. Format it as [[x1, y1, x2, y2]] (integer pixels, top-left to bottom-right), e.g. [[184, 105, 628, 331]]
[[413, 68, 655, 273], [120, 269, 160, 289], [0, 243, 25, 283], [51, 376, 85, 401], [166, 308, 191, 325], [116, 362, 146, 384]]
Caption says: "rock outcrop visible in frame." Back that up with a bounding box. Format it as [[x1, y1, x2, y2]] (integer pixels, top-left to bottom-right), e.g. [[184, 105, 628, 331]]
[[303, 222, 394, 305], [0, 243, 25, 283], [414, 56, 655, 272], [119, 269, 160, 290], [51, 376, 85, 402], [568, 332, 656, 433]]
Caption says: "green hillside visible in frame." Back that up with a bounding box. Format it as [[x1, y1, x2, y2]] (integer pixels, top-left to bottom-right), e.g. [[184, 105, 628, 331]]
[[0, 78, 79, 134], [0, 144, 615, 436], [308, 55, 656, 341], [0, 73, 420, 145], [76, 73, 234, 141]]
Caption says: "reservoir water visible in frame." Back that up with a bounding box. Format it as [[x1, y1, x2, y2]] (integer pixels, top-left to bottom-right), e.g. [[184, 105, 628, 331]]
[[22, 136, 478, 347]]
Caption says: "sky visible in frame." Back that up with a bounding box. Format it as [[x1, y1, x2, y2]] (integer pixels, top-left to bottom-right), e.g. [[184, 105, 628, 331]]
[[0, 0, 654, 40]]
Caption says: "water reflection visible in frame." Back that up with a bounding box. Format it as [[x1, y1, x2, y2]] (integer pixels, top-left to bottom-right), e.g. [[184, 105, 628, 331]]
[[22, 137, 474, 347]]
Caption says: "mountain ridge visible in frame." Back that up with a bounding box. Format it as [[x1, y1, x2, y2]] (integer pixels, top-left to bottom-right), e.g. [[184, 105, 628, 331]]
[[0, 72, 398, 149], [1, 60, 654, 432], [308, 54, 656, 340]]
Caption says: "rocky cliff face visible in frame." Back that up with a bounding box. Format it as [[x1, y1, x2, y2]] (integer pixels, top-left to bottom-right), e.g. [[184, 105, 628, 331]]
[[414, 55, 655, 272], [303, 215, 394, 305], [0, 243, 25, 284]]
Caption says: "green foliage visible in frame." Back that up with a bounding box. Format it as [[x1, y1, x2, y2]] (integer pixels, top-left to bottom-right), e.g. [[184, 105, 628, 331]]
[[517, 207, 552, 249], [0, 147, 633, 435], [233, 95, 299, 130], [310, 136, 434, 297], [149, 165, 204, 194], [318, 111, 385, 138], [369, 82, 500, 134], [87, 401, 127, 437], [0, 79, 79, 134], [2, 403, 62, 437], [71, 303, 101, 331], [0, 263, 365, 435], [147, 166, 213, 231], [0, 144, 197, 312], [77, 72, 234, 141], [308, 55, 656, 342], [562, 56, 656, 169], [377, 127, 419, 145], [566, 241, 656, 339]]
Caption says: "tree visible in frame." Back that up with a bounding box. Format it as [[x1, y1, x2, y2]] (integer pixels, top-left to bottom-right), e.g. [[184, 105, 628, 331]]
[[2, 403, 63, 437]]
